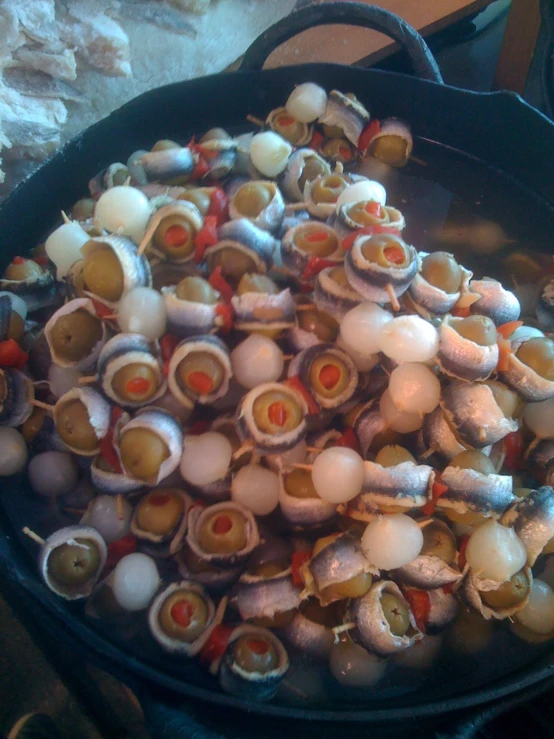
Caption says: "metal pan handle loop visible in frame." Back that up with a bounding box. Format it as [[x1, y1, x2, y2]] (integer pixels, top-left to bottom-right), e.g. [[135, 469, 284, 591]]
[[240, 1, 443, 84]]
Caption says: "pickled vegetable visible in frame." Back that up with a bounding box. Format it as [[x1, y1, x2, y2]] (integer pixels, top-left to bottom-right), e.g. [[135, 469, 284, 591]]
[[119, 428, 169, 481], [233, 635, 279, 674], [198, 510, 248, 554], [252, 390, 303, 434], [82, 247, 124, 302], [159, 591, 208, 641], [49, 310, 103, 362], [516, 338, 554, 380], [421, 252, 461, 293], [47, 539, 100, 587], [176, 352, 224, 396], [56, 399, 98, 451]]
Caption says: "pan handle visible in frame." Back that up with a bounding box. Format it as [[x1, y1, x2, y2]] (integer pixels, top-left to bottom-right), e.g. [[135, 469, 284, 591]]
[[239, 1, 443, 84]]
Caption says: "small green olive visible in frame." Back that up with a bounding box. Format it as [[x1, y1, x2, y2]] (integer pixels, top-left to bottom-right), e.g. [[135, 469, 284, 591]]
[[198, 510, 248, 554], [284, 468, 318, 499], [176, 352, 224, 396], [159, 591, 208, 642], [175, 276, 218, 304], [82, 246, 124, 302], [135, 489, 184, 536], [308, 353, 350, 398], [56, 399, 98, 451], [252, 390, 303, 434], [486, 380, 520, 418], [298, 156, 330, 192], [361, 235, 410, 269], [421, 252, 461, 294], [119, 428, 169, 481], [311, 175, 348, 204], [375, 445, 416, 467], [481, 569, 530, 609], [454, 315, 497, 346], [178, 189, 211, 215], [450, 450, 496, 475], [237, 273, 279, 296], [380, 592, 410, 637], [234, 183, 272, 218], [233, 635, 279, 674], [49, 309, 103, 363], [516, 337, 554, 380], [297, 309, 339, 342], [111, 363, 160, 403], [294, 225, 338, 257], [47, 538, 100, 587], [206, 247, 258, 285], [4, 258, 44, 282], [71, 198, 95, 221]]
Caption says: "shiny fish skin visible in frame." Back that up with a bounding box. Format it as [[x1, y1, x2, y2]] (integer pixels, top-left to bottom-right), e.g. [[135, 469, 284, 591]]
[[439, 466, 515, 518], [345, 238, 418, 304], [462, 566, 532, 620], [283, 612, 334, 661], [361, 460, 432, 506], [501, 486, 554, 565], [314, 266, 363, 321], [499, 339, 554, 402], [470, 279, 521, 326], [437, 317, 498, 382], [354, 400, 386, 458], [279, 149, 329, 202], [303, 532, 375, 596], [318, 90, 369, 147], [232, 288, 296, 332], [0, 368, 33, 427], [217, 218, 277, 268], [394, 555, 462, 590], [232, 570, 302, 621], [140, 148, 195, 182]]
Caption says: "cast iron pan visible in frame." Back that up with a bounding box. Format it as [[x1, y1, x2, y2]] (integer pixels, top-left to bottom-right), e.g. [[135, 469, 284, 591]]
[[2, 3, 554, 733]]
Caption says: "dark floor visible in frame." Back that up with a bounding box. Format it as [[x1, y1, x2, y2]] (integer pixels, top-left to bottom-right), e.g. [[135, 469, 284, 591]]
[[0, 3, 551, 738]]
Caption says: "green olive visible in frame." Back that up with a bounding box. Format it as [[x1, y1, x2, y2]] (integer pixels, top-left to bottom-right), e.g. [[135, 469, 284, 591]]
[[326, 571, 373, 600], [309, 354, 350, 398], [119, 428, 169, 481], [374, 445, 416, 467], [361, 235, 410, 269], [49, 309, 103, 362], [380, 592, 410, 637], [516, 337, 554, 380], [82, 246, 124, 302], [111, 167, 130, 186], [237, 273, 279, 296], [294, 225, 338, 257], [71, 198, 95, 221], [234, 183, 272, 218], [47, 538, 100, 587], [284, 468, 319, 499], [454, 315, 497, 346], [370, 135, 409, 165], [4, 258, 44, 282], [175, 276, 218, 304], [450, 449, 496, 475], [206, 247, 258, 285], [298, 156, 330, 192], [312, 533, 339, 557], [252, 390, 303, 434], [322, 124, 344, 139], [111, 363, 160, 403], [421, 252, 462, 293], [481, 569, 530, 609], [311, 175, 349, 204], [328, 266, 352, 290], [297, 309, 339, 342], [271, 112, 305, 144], [56, 399, 98, 452], [250, 562, 288, 578], [320, 138, 354, 163], [198, 510, 247, 554], [159, 591, 208, 642], [233, 635, 279, 674], [136, 489, 184, 536], [20, 407, 46, 443], [180, 545, 220, 574], [347, 201, 387, 227], [152, 139, 180, 151], [153, 216, 195, 260], [368, 428, 403, 455], [301, 598, 343, 627], [177, 352, 224, 396], [7, 311, 24, 342], [485, 380, 520, 418], [178, 189, 211, 215], [420, 519, 457, 565]]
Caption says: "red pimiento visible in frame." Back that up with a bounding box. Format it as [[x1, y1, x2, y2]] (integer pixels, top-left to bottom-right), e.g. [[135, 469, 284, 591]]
[[187, 370, 214, 395], [291, 550, 311, 587], [497, 320, 523, 339], [309, 131, 325, 150], [276, 115, 296, 127], [0, 339, 28, 369], [268, 401, 287, 427], [284, 375, 320, 415], [451, 305, 471, 318], [32, 255, 50, 266], [338, 145, 352, 160], [358, 119, 381, 151], [318, 364, 341, 390], [384, 245, 406, 264], [458, 534, 470, 570], [171, 599, 195, 628], [335, 427, 360, 454], [497, 336, 513, 372], [421, 476, 449, 516], [213, 515, 233, 535], [504, 430, 524, 472], [125, 377, 151, 395], [11, 256, 26, 265], [165, 224, 190, 248], [191, 154, 210, 180], [215, 302, 233, 333], [91, 298, 114, 319], [208, 188, 229, 226], [105, 534, 137, 570], [160, 333, 180, 363], [301, 256, 337, 282], [209, 266, 234, 304], [193, 215, 218, 264], [149, 494, 170, 506], [340, 225, 400, 251], [365, 201, 382, 218], [403, 589, 431, 632], [199, 624, 234, 667]]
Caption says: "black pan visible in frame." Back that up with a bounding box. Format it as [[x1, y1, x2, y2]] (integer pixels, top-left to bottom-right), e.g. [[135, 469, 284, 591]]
[[2, 2, 554, 732]]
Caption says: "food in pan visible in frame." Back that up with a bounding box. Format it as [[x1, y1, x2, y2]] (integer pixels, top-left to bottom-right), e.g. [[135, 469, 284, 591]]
[[5, 81, 554, 706]]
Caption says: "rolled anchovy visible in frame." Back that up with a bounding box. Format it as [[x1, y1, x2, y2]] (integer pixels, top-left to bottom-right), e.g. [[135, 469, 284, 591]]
[[408, 256, 469, 316], [0, 267, 56, 313], [528, 439, 554, 469], [232, 288, 296, 332], [229, 181, 285, 234], [90, 456, 144, 495], [85, 235, 152, 300], [350, 580, 423, 657], [353, 400, 387, 458], [314, 266, 363, 320], [499, 337, 554, 402], [0, 368, 34, 427], [345, 236, 418, 304], [419, 406, 467, 464], [361, 460, 432, 508], [425, 588, 459, 634], [219, 625, 289, 702], [140, 201, 203, 264], [232, 568, 302, 621], [215, 218, 277, 270], [279, 148, 330, 202], [175, 546, 242, 591], [280, 222, 342, 277], [286, 323, 325, 353], [438, 466, 515, 518], [368, 118, 413, 162], [437, 316, 498, 382], [197, 138, 238, 179], [53, 387, 110, 456], [469, 278, 521, 326], [335, 202, 405, 237], [168, 334, 231, 406], [288, 343, 358, 411], [148, 581, 225, 656], [140, 147, 196, 182], [131, 490, 193, 558], [162, 287, 219, 336], [268, 109, 312, 148], [277, 210, 312, 239], [501, 486, 554, 565], [394, 555, 462, 590], [283, 611, 334, 661], [186, 502, 260, 568], [440, 381, 517, 449], [279, 473, 337, 529], [318, 90, 369, 147], [462, 566, 532, 621]]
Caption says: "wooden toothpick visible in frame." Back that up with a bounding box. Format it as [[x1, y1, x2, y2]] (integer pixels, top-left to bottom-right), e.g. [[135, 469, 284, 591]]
[[292, 463, 313, 471], [386, 284, 400, 312], [61, 210, 71, 225], [78, 376, 97, 385], [419, 447, 436, 460], [116, 494, 124, 521], [295, 303, 316, 311], [22, 526, 45, 546], [332, 622, 356, 643], [305, 446, 323, 454], [246, 114, 264, 127], [30, 399, 54, 413], [417, 518, 434, 529], [232, 442, 253, 461], [285, 202, 309, 211]]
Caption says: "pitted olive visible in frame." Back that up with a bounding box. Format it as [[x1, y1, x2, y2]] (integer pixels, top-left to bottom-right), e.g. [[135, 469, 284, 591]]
[[284, 468, 319, 499], [198, 510, 248, 554], [176, 352, 224, 396], [481, 569, 530, 609], [380, 592, 410, 637], [178, 189, 211, 215], [374, 445, 416, 467], [159, 591, 208, 641], [454, 315, 497, 346], [347, 201, 386, 227], [47, 538, 101, 587], [136, 490, 184, 536], [71, 198, 95, 221], [297, 156, 330, 192], [271, 112, 305, 143], [297, 309, 339, 342], [56, 399, 98, 451], [361, 235, 410, 269], [49, 309, 103, 362], [4, 258, 44, 282], [82, 246, 124, 302], [450, 450, 496, 475], [320, 138, 354, 163], [119, 428, 169, 481], [153, 216, 195, 260], [327, 571, 373, 600], [111, 363, 160, 403], [420, 519, 457, 564], [237, 273, 279, 296], [252, 390, 303, 434], [207, 247, 258, 284], [370, 135, 409, 165], [293, 226, 338, 257], [328, 266, 352, 290], [516, 337, 554, 380], [486, 380, 521, 418], [21, 408, 47, 443], [309, 354, 350, 398], [175, 276, 218, 304], [233, 635, 279, 674], [421, 252, 462, 293], [311, 175, 349, 204], [234, 183, 272, 218]]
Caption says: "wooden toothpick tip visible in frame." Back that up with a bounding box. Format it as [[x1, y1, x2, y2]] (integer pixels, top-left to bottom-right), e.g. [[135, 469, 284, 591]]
[[417, 518, 434, 529], [78, 376, 97, 385], [332, 622, 356, 643], [61, 210, 71, 225], [292, 463, 313, 471], [295, 303, 316, 311], [101, 314, 118, 321], [246, 114, 265, 127], [22, 526, 45, 546], [419, 447, 436, 460], [386, 284, 400, 312], [232, 442, 253, 460], [30, 399, 54, 413], [285, 202, 309, 211]]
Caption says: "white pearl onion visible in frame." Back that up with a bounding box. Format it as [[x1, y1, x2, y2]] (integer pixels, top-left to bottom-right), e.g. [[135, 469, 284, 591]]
[[0, 428, 28, 476], [0, 291, 27, 321], [118, 287, 167, 340], [180, 432, 232, 487], [336, 334, 380, 372], [285, 82, 328, 123], [80, 495, 132, 544], [48, 363, 82, 399], [379, 389, 423, 433], [231, 464, 280, 516], [515, 579, 554, 635], [112, 553, 160, 611], [45, 222, 90, 279], [249, 131, 293, 178], [28, 452, 79, 497], [465, 519, 527, 582], [311, 447, 364, 504], [379, 315, 439, 364], [336, 180, 386, 213], [339, 302, 393, 358], [93, 186, 151, 244], [230, 334, 284, 389], [388, 362, 441, 414], [329, 640, 386, 687], [523, 398, 554, 439], [361, 513, 423, 570]]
